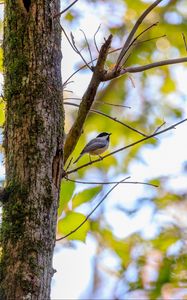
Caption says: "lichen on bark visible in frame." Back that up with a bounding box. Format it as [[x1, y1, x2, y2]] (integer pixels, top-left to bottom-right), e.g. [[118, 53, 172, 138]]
[[0, 1, 64, 299]]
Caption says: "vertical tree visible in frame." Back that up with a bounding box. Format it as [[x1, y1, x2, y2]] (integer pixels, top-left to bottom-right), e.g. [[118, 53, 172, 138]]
[[0, 1, 64, 298]]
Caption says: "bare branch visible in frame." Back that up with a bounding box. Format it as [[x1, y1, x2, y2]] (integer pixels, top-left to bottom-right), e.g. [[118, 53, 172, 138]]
[[94, 24, 101, 53], [122, 57, 187, 74], [153, 121, 166, 134], [63, 34, 113, 164], [101, 101, 131, 109], [64, 97, 131, 108], [116, 0, 164, 68], [65, 175, 130, 184], [133, 22, 159, 43], [62, 46, 123, 88], [128, 75, 136, 88], [56, 178, 127, 241], [58, 21, 93, 71], [65, 176, 158, 187], [80, 29, 94, 68], [63, 81, 74, 88], [62, 1, 187, 167], [70, 32, 93, 71], [66, 118, 187, 175], [60, 25, 77, 52], [54, 0, 79, 18], [63, 102, 147, 137], [104, 57, 187, 81], [182, 33, 187, 53], [137, 34, 166, 46], [119, 22, 159, 67]]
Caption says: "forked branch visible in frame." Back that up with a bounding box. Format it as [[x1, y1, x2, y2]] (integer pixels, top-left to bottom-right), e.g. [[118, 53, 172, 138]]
[[63, 0, 187, 166], [116, 0, 163, 68], [63, 34, 113, 163]]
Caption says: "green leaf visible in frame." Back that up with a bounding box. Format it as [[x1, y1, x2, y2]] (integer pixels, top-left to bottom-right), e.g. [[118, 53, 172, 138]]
[[57, 212, 90, 241], [72, 185, 102, 209], [58, 180, 75, 216]]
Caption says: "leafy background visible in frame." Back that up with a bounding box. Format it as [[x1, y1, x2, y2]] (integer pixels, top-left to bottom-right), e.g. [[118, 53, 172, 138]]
[[0, 0, 187, 299], [54, 0, 187, 299]]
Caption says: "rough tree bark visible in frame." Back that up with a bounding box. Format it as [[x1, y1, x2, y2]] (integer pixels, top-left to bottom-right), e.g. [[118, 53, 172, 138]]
[[0, 0, 64, 299]]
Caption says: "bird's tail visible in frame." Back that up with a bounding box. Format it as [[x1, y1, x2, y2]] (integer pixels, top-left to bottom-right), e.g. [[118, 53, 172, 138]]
[[73, 153, 83, 164]]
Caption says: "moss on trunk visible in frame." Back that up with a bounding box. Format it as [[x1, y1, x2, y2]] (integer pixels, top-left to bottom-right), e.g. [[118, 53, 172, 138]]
[[0, 1, 64, 299]]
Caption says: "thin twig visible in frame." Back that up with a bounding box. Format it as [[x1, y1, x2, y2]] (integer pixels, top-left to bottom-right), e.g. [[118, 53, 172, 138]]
[[54, 0, 79, 18], [116, 0, 163, 68], [64, 34, 113, 164], [101, 101, 131, 109], [63, 97, 131, 108], [128, 75, 136, 88], [65, 175, 130, 184], [137, 34, 166, 46], [63, 89, 73, 94], [153, 121, 166, 134], [85, 107, 147, 136], [80, 29, 94, 68], [182, 33, 187, 53], [63, 97, 82, 101], [56, 178, 127, 241], [63, 102, 147, 137], [133, 22, 159, 43], [58, 20, 93, 71], [62, 81, 74, 88], [122, 57, 187, 74], [94, 24, 101, 53], [61, 25, 77, 52], [62, 46, 123, 87], [120, 22, 159, 67], [70, 32, 93, 71], [65, 176, 158, 187], [63, 1, 187, 165], [66, 118, 187, 175], [104, 57, 187, 81]]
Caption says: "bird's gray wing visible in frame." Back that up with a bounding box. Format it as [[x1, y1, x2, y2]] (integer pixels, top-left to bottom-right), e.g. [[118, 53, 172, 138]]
[[81, 138, 106, 154]]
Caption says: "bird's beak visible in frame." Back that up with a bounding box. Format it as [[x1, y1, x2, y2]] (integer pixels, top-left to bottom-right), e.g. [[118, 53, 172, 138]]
[[109, 133, 112, 135]]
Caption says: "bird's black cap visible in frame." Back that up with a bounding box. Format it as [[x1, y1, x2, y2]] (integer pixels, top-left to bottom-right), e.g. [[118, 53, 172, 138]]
[[96, 132, 111, 137]]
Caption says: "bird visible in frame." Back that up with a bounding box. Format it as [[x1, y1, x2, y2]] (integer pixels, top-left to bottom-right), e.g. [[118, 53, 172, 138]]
[[73, 132, 111, 164]]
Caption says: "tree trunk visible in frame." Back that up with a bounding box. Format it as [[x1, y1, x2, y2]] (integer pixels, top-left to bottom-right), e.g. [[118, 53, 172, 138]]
[[0, 1, 63, 299]]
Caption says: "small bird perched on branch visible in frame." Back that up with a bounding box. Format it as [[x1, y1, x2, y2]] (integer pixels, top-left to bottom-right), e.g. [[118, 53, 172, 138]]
[[73, 132, 111, 164]]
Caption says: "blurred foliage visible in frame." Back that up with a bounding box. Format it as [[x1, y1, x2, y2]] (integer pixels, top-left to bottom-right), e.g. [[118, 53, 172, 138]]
[[72, 185, 102, 209], [58, 180, 76, 216], [58, 0, 187, 298], [58, 211, 90, 242]]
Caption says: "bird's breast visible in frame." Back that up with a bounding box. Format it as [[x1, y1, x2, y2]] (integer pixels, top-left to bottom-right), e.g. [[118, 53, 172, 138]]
[[89, 144, 108, 155]]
